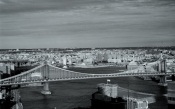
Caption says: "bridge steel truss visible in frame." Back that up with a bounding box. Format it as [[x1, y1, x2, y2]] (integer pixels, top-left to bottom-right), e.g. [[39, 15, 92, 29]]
[[0, 63, 175, 86]]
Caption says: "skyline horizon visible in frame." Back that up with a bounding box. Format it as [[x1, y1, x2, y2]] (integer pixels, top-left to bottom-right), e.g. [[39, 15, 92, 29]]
[[0, 46, 174, 50]]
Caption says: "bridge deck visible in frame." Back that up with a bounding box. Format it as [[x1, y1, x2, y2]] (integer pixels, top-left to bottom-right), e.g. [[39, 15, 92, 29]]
[[0, 63, 174, 86]]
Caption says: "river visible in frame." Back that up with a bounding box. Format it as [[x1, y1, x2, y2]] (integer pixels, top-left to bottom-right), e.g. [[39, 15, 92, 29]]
[[20, 76, 168, 109]]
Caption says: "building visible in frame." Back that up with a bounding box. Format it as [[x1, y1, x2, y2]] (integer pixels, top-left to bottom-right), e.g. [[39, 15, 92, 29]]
[[167, 82, 175, 109], [127, 61, 139, 70], [0, 71, 3, 79], [0, 63, 14, 77], [91, 83, 127, 109]]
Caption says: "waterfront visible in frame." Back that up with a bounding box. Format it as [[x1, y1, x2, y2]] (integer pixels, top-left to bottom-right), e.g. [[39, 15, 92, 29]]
[[20, 76, 168, 109]]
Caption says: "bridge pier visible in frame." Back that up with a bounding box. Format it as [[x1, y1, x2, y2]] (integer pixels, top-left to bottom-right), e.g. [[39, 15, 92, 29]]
[[41, 62, 51, 95], [41, 82, 51, 95], [158, 76, 167, 86], [157, 59, 168, 86]]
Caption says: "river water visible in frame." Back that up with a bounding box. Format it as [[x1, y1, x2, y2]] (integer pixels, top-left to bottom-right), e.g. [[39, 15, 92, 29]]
[[20, 76, 168, 109]]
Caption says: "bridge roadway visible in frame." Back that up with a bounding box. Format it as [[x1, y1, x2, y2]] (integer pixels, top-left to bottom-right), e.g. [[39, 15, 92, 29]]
[[0, 63, 174, 86]]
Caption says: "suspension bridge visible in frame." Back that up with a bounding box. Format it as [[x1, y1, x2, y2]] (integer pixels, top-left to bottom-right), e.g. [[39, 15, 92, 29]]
[[0, 61, 174, 94]]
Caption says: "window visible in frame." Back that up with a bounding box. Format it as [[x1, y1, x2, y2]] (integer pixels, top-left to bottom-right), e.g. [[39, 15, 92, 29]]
[[168, 97, 175, 101]]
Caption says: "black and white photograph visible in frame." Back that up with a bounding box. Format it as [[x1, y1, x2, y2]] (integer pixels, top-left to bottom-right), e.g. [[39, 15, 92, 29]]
[[0, 0, 175, 109]]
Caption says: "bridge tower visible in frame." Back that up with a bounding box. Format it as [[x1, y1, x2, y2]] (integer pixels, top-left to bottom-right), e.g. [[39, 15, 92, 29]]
[[158, 53, 167, 86], [41, 62, 51, 95]]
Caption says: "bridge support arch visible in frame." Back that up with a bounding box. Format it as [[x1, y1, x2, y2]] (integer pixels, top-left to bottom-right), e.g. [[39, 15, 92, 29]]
[[158, 76, 167, 86], [41, 82, 51, 95]]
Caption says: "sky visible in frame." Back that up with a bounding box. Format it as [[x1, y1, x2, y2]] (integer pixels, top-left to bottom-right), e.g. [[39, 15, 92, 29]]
[[0, 0, 175, 49]]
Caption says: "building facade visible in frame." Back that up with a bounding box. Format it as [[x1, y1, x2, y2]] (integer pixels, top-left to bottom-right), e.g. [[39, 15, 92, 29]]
[[167, 82, 175, 109]]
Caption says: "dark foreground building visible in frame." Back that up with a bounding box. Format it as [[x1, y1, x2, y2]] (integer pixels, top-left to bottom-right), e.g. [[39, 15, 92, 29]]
[[91, 92, 126, 109], [91, 83, 127, 109], [167, 82, 175, 109], [0, 86, 16, 109]]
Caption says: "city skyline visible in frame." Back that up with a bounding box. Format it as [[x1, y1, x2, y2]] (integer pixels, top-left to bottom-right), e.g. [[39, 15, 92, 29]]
[[0, 0, 175, 49]]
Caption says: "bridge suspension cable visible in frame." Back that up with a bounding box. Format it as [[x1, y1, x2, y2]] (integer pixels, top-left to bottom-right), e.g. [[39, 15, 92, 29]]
[[0, 63, 174, 86]]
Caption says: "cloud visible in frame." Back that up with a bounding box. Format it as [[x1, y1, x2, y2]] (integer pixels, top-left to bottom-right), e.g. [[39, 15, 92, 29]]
[[0, 0, 175, 48], [1, 0, 175, 14], [0, 0, 108, 13]]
